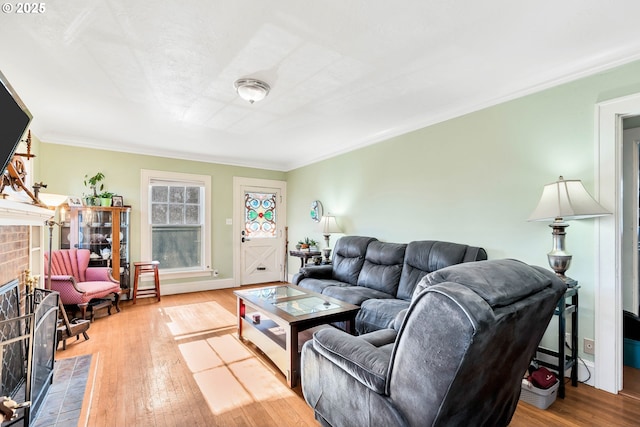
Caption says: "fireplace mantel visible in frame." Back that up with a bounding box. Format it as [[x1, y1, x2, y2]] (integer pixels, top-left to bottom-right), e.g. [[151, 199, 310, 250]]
[[0, 199, 53, 225], [0, 198, 52, 289]]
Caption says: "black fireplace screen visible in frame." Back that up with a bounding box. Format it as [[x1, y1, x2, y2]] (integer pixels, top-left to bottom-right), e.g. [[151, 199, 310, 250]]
[[29, 287, 59, 418], [0, 279, 60, 425], [0, 278, 25, 397]]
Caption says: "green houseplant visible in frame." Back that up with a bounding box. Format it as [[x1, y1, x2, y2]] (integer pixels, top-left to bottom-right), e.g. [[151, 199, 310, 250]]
[[83, 172, 105, 206], [99, 191, 114, 207], [298, 237, 318, 251]]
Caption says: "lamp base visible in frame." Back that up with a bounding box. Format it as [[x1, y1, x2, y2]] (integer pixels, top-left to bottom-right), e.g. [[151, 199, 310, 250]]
[[547, 220, 571, 279], [322, 248, 332, 264], [547, 253, 572, 280]]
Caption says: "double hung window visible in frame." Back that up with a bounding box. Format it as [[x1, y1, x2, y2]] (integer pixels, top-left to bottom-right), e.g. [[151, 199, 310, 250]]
[[141, 170, 211, 275]]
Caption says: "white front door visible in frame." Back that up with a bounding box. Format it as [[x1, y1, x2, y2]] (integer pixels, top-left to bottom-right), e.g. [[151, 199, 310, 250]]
[[233, 177, 286, 286]]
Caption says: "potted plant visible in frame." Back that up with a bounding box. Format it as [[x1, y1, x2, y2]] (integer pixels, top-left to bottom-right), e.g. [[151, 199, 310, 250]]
[[298, 237, 318, 251], [83, 172, 105, 206], [99, 191, 114, 207]]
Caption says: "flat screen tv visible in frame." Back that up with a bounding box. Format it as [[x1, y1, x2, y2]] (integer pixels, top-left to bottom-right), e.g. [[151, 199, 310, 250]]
[[0, 70, 32, 175]]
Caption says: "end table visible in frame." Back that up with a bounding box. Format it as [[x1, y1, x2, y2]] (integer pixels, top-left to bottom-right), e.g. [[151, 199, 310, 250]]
[[289, 250, 322, 269]]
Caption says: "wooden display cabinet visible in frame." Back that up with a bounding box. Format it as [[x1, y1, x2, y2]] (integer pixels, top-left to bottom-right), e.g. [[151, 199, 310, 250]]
[[60, 205, 131, 294]]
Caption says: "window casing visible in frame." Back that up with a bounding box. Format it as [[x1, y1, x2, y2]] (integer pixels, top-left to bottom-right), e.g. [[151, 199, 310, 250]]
[[141, 170, 211, 277]]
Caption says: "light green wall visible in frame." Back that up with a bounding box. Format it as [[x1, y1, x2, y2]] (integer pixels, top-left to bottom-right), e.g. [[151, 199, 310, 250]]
[[286, 59, 640, 359], [33, 58, 640, 359], [38, 143, 285, 283]]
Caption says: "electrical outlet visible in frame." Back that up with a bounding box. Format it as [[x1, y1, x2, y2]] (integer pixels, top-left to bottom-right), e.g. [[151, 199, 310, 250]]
[[584, 338, 595, 355], [213, 269, 219, 277], [565, 332, 572, 344]]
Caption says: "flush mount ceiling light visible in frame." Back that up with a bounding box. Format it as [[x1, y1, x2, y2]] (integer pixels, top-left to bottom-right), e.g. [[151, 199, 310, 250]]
[[234, 78, 270, 104]]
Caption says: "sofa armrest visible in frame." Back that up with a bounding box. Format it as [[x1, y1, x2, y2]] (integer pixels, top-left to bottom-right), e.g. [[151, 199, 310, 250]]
[[358, 328, 398, 347], [292, 265, 334, 285], [50, 275, 86, 295], [312, 328, 391, 394], [391, 309, 408, 331], [301, 265, 333, 279]]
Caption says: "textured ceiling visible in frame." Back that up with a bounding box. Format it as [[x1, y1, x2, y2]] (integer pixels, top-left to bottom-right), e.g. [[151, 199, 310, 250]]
[[2, 1, 640, 171]]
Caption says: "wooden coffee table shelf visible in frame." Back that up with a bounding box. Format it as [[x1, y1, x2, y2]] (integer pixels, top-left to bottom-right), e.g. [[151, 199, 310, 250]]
[[234, 284, 359, 387]]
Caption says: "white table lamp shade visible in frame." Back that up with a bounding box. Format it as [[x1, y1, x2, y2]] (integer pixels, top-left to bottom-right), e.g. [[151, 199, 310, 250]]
[[528, 177, 609, 221], [320, 215, 342, 234]]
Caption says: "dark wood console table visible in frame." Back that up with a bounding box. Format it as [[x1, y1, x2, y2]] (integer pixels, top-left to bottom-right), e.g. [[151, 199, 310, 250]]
[[289, 250, 322, 269]]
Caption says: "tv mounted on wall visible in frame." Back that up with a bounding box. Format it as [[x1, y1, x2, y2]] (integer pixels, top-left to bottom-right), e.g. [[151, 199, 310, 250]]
[[0, 70, 32, 175]]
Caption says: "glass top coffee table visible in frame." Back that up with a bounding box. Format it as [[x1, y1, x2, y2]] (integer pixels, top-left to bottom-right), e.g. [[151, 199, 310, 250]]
[[234, 284, 359, 388]]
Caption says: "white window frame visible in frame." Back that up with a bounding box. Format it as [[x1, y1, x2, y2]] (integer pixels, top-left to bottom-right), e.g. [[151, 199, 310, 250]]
[[140, 169, 212, 279]]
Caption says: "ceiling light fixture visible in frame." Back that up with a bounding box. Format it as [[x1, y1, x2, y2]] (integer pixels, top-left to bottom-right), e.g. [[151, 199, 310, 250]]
[[234, 78, 270, 104]]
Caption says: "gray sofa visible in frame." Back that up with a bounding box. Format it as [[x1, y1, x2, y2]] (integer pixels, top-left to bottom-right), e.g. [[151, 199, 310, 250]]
[[301, 259, 567, 427], [292, 236, 487, 334]]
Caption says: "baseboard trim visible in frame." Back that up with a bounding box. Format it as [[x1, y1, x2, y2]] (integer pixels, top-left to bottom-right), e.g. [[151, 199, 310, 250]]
[[133, 278, 237, 296]]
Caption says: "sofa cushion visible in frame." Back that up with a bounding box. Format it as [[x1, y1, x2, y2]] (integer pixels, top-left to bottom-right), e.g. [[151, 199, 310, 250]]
[[356, 299, 411, 335], [397, 240, 487, 301], [297, 278, 350, 294], [332, 236, 378, 285], [357, 241, 406, 295], [322, 285, 395, 306]]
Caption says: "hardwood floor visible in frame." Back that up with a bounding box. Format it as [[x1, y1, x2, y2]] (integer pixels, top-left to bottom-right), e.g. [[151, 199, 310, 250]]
[[621, 365, 640, 401], [55, 286, 640, 427]]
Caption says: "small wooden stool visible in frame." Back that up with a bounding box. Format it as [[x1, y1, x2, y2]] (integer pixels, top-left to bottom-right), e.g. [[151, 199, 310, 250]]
[[132, 261, 161, 304]]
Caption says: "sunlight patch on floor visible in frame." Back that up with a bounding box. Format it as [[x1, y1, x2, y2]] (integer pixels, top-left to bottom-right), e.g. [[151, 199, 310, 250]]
[[178, 331, 295, 416], [206, 334, 253, 364], [230, 358, 290, 400], [162, 301, 237, 337], [179, 340, 224, 373], [195, 366, 254, 414]]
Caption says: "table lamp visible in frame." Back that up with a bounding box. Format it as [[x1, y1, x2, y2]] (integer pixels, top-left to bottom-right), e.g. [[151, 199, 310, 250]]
[[39, 193, 68, 290], [319, 214, 342, 263], [528, 176, 610, 281]]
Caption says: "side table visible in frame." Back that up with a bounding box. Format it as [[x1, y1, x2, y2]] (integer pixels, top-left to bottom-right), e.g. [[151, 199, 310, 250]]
[[536, 279, 579, 399], [289, 250, 322, 269]]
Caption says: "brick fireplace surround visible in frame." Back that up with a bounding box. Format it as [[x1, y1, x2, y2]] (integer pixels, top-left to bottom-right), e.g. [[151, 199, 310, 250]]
[[0, 225, 30, 294], [0, 199, 53, 290]]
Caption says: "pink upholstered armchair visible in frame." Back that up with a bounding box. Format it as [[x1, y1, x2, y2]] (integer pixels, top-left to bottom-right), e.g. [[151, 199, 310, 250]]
[[44, 249, 121, 320]]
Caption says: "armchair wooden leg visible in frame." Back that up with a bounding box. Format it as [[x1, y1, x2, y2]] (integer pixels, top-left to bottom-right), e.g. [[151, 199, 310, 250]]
[[113, 292, 121, 313], [79, 303, 89, 320]]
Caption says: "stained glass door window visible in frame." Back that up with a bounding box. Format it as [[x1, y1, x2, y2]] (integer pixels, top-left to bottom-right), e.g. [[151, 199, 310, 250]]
[[245, 192, 276, 238]]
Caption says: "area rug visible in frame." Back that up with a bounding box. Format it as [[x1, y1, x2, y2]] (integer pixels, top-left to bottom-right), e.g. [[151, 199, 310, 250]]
[[31, 354, 94, 427]]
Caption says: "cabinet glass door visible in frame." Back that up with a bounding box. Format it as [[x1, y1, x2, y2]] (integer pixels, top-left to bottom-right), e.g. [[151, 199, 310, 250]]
[[58, 206, 131, 294], [79, 208, 113, 267], [119, 209, 130, 290]]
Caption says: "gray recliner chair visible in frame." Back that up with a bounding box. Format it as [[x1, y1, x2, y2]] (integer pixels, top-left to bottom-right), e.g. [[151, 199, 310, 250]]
[[301, 259, 566, 427]]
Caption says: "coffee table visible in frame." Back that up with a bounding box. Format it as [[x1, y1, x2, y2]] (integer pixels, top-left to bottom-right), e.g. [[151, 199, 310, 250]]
[[234, 284, 359, 387]]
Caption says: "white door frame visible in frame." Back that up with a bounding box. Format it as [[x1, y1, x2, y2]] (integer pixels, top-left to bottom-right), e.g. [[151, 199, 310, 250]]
[[232, 177, 287, 286], [622, 129, 640, 316], [596, 92, 640, 393]]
